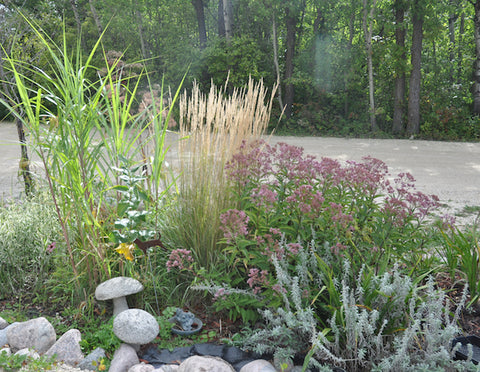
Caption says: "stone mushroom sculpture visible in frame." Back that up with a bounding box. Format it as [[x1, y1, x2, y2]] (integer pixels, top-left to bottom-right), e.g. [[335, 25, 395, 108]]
[[113, 309, 159, 350], [95, 276, 144, 316]]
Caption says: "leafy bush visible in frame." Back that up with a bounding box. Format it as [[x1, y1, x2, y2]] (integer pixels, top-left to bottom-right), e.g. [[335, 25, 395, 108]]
[[221, 140, 440, 281], [0, 192, 61, 297]]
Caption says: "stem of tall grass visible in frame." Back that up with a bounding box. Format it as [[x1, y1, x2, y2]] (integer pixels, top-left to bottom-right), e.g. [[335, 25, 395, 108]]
[[163, 78, 276, 269]]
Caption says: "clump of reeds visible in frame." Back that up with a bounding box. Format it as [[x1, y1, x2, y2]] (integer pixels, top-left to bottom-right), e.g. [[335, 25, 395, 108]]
[[166, 78, 275, 268]]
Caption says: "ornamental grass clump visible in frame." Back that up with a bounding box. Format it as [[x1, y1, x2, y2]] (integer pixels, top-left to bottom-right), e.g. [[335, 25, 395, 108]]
[[160, 79, 275, 269]]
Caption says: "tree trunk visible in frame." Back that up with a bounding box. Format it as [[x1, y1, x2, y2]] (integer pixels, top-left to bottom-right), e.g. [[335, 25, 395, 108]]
[[344, 0, 356, 116], [363, 0, 377, 131], [407, 0, 424, 135], [218, 0, 225, 37], [134, 0, 148, 59], [392, 1, 406, 134], [223, 0, 233, 42], [284, 7, 297, 119], [473, 0, 480, 114], [272, 15, 283, 111], [0, 48, 34, 195], [192, 0, 207, 49], [448, 0, 457, 83]]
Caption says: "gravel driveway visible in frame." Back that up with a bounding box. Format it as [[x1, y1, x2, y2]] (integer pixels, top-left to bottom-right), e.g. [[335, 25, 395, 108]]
[[1, 121, 479, 223]]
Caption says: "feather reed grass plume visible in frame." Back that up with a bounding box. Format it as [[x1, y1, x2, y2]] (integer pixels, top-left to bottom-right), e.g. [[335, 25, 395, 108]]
[[171, 78, 275, 268]]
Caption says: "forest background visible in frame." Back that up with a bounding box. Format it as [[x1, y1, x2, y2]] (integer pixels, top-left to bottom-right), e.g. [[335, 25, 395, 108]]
[[1, 0, 480, 141]]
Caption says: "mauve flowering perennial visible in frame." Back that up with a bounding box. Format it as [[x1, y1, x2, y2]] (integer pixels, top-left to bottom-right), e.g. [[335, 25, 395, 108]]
[[166, 248, 194, 272], [219, 209, 250, 244], [215, 140, 447, 305]]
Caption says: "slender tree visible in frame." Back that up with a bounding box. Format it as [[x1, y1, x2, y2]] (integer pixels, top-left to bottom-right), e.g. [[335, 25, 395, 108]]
[[192, 0, 207, 49], [470, 0, 480, 114], [392, 0, 407, 134], [363, 0, 378, 131], [407, 0, 425, 135]]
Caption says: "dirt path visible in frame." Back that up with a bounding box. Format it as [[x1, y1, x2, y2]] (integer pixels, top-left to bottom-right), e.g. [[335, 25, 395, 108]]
[[1, 121, 479, 223]]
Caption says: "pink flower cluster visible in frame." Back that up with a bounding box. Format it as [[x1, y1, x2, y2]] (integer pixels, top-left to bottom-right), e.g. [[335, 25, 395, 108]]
[[219, 209, 250, 244], [166, 248, 194, 272], [247, 268, 269, 294]]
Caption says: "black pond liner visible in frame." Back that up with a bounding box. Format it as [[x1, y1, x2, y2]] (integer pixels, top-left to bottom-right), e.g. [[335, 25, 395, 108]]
[[139, 343, 347, 372], [452, 335, 480, 364]]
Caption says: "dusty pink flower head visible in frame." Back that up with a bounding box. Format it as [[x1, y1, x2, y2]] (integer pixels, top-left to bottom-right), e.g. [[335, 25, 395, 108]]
[[166, 248, 194, 272], [220, 209, 250, 244]]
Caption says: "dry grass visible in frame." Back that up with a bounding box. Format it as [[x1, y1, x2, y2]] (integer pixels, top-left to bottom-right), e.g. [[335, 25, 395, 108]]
[[166, 78, 276, 268]]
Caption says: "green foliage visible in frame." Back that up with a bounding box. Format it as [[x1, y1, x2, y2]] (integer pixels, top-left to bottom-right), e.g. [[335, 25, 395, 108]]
[[0, 191, 61, 297], [80, 318, 121, 356], [437, 223, 480, 305], [0, 350, 57, 372]]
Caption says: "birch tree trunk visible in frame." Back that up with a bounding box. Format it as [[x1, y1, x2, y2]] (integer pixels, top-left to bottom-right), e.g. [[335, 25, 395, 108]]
[[362, 0, 377, 131]]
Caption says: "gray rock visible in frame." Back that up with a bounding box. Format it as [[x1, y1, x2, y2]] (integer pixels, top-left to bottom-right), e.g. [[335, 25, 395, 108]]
[[109, 343, 139, 372], [6, 317, 56, 353], [15, 348, 40, 359], [95, 277, 144, 316], [154, 366, 179, 372], [0, 317, 8, 330], [45, 329, 84, 366], [177, 356, 235, 372], [239, 359, 277, 372], [78, 347, 106, 371], [113, 309, 159, 345], [0, 322, 18, 348], [128, 363, 155, 372]]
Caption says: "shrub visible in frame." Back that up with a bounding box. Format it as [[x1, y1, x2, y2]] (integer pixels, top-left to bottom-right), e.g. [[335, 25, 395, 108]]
[[0, 192, 61, 297]]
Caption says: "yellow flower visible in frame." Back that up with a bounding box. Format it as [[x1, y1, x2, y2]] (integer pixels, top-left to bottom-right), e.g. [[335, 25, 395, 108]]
[[115, 243, 135, 261]]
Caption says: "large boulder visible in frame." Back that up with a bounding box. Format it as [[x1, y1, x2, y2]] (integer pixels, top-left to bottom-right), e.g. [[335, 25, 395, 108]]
[[45, 329, 84, 366], [6, 317, 56, 353]]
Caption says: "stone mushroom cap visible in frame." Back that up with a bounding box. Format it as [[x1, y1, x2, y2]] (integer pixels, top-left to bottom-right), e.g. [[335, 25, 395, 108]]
[[95, 276, 144, 316], [113, 309, 159, 345]]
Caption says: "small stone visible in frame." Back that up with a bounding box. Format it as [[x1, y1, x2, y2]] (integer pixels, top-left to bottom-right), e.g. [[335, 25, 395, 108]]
[[177, 356, 235, 372], [128, 362, 155, 372], [109, 343, 139, 372], [6, 317, 56, 353], [0, 317, 8, 330], [15, 348, 40, 359], [45, 329, 84, 366], [154, 366, 179, 372], [239, 359, 277, 372], [113, 309, 159, 345], [77, 347, 106, 371]]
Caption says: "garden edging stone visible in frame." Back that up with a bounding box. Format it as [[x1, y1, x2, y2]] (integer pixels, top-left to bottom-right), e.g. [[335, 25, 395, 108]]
[[0, 316, 300, 372]]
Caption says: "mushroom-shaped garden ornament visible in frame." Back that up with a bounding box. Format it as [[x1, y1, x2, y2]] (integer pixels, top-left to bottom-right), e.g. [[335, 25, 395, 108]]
[[95, 276, 144, 316]]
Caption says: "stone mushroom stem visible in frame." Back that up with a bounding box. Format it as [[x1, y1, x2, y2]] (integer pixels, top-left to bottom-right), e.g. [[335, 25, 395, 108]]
[[113, 297, 129, 316]]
